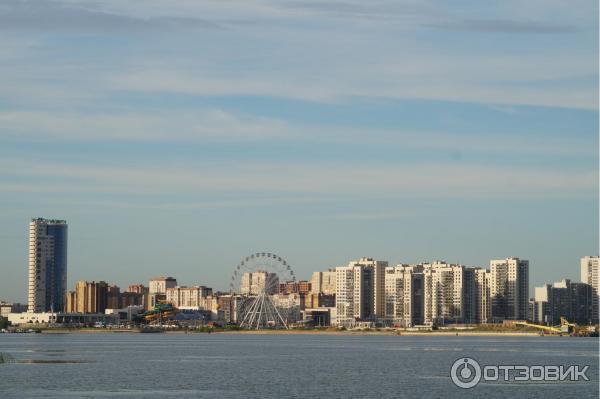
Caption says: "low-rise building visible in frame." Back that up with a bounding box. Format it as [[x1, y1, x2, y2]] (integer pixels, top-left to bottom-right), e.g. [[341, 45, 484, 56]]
[[279, 280, 311, 295], [0, 302, 28, 318], [7, 311, 118, 326]]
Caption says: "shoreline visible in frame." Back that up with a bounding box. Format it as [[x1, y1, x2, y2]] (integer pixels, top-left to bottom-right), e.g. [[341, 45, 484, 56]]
[[29, 328, 549, 337]]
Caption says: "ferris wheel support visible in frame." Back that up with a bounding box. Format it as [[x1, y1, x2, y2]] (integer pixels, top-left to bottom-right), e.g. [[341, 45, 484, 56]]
[[231, 252, 295, 330]]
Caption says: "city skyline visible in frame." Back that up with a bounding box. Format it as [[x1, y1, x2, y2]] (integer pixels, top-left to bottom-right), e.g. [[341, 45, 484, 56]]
[[0, 1, 598, 302], [1, 216, 597, 304]]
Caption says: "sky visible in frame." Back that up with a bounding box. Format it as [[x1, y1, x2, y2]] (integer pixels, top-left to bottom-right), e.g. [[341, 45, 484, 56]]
[[0, 0, 598, 302]]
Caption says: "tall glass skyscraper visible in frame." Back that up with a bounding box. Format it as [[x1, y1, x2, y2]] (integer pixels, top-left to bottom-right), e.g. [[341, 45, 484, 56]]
[[28, 218, 68, 313]]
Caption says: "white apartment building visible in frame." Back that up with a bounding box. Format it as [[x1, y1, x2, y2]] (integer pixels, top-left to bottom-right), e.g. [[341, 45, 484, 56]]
[[148, 277, 177, 309], [384, 264, 423, 327], [335, 258, 388, 327], [241, 271, 278, 295], [422, 262, 469, 326], [348, 258, 387, 319], [474, 268, 491, 324], [271, 293, 302, 323], [149, 277, 177, 294], [166, 286, 212, 310], [580, 256, 599, 323], [490, 258, 529, 321], [310, 270, 336, 295]]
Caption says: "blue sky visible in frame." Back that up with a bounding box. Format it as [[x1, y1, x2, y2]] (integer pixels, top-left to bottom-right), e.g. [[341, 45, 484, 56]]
[[0, 0, 598, 302]]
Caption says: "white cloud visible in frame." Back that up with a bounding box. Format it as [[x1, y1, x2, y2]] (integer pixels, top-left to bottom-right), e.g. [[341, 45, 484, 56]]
[[0, 109, 594, 159], [1, 159, 596, 201], [334, 211, 408, 221], [0, 0, 596, 110], [0, 109, 289, 141]]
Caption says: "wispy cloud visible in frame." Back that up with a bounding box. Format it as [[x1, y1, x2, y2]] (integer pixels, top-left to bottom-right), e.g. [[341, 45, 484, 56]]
[[426, 19, 577, 34], [0, 109, 594, 159], [0, 109, 288, 141], [0, 0, 220, 33], [334, 211, 408, 221], [0, 0, 596, 110], [1, 159, 596, 200]]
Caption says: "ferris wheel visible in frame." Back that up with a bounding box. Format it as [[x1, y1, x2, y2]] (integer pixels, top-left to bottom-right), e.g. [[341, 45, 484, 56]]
[[229, 252, 296, 329]]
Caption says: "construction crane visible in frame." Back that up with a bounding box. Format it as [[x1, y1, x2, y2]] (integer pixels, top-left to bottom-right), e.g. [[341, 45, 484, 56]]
[[515, 317, 579, 335]]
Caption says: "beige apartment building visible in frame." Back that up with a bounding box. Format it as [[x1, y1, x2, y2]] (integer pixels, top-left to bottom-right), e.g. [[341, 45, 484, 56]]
[[65, 280, 108, 313], [310, 270, 337, 295]]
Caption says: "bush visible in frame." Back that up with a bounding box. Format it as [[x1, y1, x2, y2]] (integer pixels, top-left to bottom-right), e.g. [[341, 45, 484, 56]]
[[0, 317, 8, 329]]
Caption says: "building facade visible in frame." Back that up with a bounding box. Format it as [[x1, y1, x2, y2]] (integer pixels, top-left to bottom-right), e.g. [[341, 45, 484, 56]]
[[422, 262, 471, 326], [0, 302, 27, 317], [148, 277, 177, 309], [279, 281, 311, 295], [66, 281, 109, 313], [335, 258, 387, 327], [166, 286, 213, 310], [384, 264, 423, 327], [533, 279, 593, 325], [107, 285, 121, 309], [580, 256, 599, 323], [240, 272, 278, 295], [28, 218, 68, 313], [474, 268, 491, 323], [310, 270, 336, 295], [490, 258, 529, 321]]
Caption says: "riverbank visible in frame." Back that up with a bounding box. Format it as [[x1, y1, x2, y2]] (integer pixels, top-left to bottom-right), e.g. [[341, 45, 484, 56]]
[[27, 328, 548, 337]]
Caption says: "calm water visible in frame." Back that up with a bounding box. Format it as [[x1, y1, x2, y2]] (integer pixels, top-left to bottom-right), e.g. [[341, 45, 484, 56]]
[[0, 333, 598, 398]]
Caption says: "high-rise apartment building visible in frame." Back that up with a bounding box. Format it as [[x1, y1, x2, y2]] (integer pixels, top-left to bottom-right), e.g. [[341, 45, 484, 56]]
[[128, 284, 147, 294], [28, 218, 68, 313], [335, 258, 388, 327], [490, 258, 529, 321], [148, 277, 177, 309], [166, 286, 213, 310], [65, 280, 109, 313], [422, 262, 470, 325], [310, 270, 336, 295], [534, 279, 593, 325], [474, 268, 491, 323], [580, 256, 599, 323], [384, 264, 423, 327], [125, 284, 148, 308], [240, 272, 278, 295], [107, 285, 121, 309]]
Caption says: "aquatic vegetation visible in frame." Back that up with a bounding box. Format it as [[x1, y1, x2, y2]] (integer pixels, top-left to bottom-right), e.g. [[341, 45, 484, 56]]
[[0, 353, 15, 364]]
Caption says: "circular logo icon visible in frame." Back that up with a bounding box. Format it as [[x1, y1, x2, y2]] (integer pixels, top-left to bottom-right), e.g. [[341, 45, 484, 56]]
[[451, 357, 481, 389]]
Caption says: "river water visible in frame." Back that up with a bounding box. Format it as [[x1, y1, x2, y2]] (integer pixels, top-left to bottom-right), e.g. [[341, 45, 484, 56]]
[[0, 333, 597, 398]]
